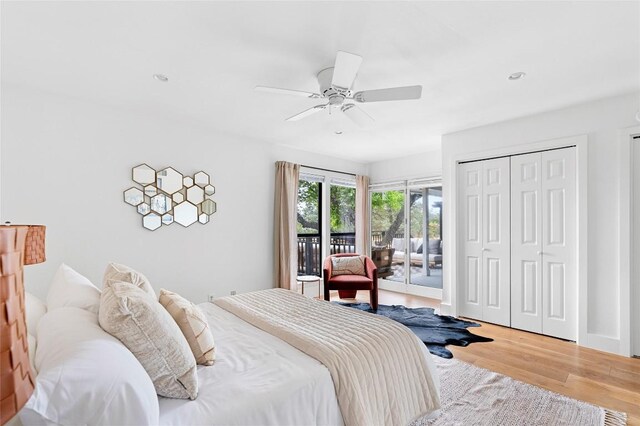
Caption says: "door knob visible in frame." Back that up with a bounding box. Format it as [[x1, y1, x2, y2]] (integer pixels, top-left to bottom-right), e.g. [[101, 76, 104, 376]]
[[537, 251, 543, 256], [482, 248, 488, 252]]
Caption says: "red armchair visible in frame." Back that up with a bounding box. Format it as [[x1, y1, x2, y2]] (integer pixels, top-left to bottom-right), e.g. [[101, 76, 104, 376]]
[[323, 253, 378, 310]]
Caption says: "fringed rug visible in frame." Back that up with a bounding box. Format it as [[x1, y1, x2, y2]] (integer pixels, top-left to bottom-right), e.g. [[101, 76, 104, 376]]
[[413, 358, 627, 426], [337, 303, 493, 358]]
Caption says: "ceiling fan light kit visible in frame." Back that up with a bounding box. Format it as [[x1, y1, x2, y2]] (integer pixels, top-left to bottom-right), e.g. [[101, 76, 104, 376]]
[[256, 50, 423, 128]]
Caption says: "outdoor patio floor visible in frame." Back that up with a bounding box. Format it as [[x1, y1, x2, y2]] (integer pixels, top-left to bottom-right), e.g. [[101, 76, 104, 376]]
[[386, 264, 443, 289]]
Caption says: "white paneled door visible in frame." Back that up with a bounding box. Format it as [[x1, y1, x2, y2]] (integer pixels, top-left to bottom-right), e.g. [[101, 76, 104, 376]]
[[458, 158, 511, 326], [511, 153, 543, 333], [511, 148, 576, 340]]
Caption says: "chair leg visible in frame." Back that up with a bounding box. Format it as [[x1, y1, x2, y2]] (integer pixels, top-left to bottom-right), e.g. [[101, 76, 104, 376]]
[[370, 289, 378, 310], [324, 285, 330, 302]]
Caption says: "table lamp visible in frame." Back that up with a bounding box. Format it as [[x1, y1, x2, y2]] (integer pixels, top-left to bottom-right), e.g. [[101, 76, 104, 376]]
[[0, 224, 45, 425]]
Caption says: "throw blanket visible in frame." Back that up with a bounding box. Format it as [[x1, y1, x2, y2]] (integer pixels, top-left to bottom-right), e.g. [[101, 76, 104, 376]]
[[214, 289, 440, 426]]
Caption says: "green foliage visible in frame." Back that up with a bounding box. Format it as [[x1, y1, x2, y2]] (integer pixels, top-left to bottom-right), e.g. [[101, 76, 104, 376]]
[[330, 185, 355, 233], [297, 180, 319, 234], [371, 190, 405, 233]]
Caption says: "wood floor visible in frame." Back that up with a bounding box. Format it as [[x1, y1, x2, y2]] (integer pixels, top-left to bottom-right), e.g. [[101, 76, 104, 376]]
[[329, 289, 640, 425]]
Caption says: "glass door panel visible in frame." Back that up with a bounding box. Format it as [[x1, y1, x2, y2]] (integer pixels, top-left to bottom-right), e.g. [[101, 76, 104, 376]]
[[409, 186, 443, 290], [330, 183, 356, 254], [370, 189, 405, 285]]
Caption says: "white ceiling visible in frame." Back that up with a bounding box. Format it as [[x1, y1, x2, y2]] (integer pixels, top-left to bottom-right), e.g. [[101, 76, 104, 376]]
[[2, 1, 639, 163]]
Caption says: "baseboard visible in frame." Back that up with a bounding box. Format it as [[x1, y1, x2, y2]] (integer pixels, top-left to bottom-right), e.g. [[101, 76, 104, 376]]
[[439, 302, 453, 316], [584, 333, 628, 356]]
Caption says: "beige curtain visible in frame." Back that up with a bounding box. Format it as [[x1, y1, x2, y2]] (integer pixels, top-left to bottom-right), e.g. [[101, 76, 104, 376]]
[[274, 161, 300, 290], [355, 175, 370, 256]]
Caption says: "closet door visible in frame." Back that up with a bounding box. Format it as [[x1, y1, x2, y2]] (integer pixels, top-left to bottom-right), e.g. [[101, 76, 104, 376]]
[[511, 153, 543, 333], [458, 162, 483, 320], [541, 148, 576, 340], [481, 158, 511, 326], [458, 158, 510, 325]]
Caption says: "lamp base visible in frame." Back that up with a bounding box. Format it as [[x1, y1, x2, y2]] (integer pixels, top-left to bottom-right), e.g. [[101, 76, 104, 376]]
[[0, 226, 35, 425]]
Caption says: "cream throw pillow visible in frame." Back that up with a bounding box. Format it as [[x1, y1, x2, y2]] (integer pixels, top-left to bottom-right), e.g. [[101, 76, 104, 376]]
[[331, 256, 367, 277], [103, 262, 156, 298], [99, 281, 198, 399], [159, 289, 215, 366]]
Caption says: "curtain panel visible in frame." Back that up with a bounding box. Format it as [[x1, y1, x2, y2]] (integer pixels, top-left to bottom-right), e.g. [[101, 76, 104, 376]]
[[355, 175, 370, 256], [273, 161, 300, 290]]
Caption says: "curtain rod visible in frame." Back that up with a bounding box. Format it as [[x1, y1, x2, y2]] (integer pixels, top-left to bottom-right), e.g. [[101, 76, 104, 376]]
[[300, 164, 357, 177]]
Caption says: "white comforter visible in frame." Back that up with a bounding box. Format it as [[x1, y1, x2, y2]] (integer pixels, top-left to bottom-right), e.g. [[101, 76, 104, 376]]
[[158, 303, 343, 426], [215, 289, 441, 426]]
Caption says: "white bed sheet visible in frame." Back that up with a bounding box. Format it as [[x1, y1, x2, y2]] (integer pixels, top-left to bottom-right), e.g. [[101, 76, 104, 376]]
[[158, 301, 440, 426], [158, 303, 344, 426]]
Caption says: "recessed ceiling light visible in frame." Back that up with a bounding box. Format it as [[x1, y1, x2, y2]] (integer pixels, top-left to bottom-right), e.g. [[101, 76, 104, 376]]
[[153, 74, 169, 82], [508, 72, 526, 81], [334, 131, 343, 135]]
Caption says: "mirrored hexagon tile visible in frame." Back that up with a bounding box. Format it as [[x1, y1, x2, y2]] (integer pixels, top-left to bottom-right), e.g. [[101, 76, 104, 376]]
[[124, 187, 144, 206], [150, 193, 172, 215], [156, 167, 183, 194], [198, 213, 209, 224], [132, 164, 156, 185], [173, 192, 185, 203], [137, 202, 151, 215], [201, 199, 216, 215], [173, 201, 198, 227], [194, 171, 210, 188], [204, 184, 215, 196], [143, 213, 162, 231], [144, 185, 158, 197], [183, 176, 194, 188], [162, 213, 174, 225], [186, 186, 204, 205]]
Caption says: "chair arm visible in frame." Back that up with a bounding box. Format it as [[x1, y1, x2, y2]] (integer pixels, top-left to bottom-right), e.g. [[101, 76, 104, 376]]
[[323, 257, 333, 285]]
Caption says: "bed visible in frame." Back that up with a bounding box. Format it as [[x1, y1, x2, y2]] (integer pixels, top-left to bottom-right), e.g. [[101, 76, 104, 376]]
[[22, 266, 440, 426]]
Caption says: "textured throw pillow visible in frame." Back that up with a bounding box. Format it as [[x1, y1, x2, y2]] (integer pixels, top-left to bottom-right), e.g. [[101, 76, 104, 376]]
[[47, 264, 101, 314], [159, 289, 215, 366], [331, 256, 367, 277], [103, 262, 156, 298], [99, 281, 198, 399]]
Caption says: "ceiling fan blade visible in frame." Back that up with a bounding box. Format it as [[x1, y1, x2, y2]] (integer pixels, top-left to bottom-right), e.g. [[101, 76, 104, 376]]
[[331, 51, 362, 90], [341, 104, 374, 128], [353, 85, 422, 103], [286, 104, 328, 122], [255, 86, 320, 99]]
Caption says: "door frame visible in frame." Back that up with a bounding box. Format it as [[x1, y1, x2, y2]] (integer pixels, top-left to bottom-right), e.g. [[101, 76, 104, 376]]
[[618, 126, 640, 357], [447, 135, 588, 346]]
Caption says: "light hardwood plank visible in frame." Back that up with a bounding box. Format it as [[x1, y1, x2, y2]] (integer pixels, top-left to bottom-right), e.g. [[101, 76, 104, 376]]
[[360, 290, 640, 425]]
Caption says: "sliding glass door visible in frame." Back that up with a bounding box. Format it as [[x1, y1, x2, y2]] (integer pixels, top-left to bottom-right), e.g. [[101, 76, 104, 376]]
[[408, 186, 443, 292], [370, 180, 443, 299]]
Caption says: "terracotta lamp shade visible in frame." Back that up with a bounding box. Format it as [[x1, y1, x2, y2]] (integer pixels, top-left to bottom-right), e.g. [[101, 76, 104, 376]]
[[0, 225, 45, 425]]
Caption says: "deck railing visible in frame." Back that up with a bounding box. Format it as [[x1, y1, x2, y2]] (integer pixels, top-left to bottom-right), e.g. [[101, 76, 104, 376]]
[[297, 232, 356, 276]]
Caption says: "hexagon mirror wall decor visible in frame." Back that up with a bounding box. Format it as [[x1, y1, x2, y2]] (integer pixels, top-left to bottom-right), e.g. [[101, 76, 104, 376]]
[[132, 164, 156, 185], [124, 164, 216, 231]]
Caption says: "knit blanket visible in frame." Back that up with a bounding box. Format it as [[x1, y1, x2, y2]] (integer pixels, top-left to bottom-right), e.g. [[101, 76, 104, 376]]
[[214, 289, 440, 426]]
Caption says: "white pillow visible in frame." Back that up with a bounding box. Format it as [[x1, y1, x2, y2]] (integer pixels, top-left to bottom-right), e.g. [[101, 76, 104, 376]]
[[21, 307, 159, 426], [25, 291, 47, 337], [47, 264, 101, 313]]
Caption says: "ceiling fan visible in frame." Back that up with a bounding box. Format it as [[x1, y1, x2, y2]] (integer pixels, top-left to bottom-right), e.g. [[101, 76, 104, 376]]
[[255, 51, 422, 127]]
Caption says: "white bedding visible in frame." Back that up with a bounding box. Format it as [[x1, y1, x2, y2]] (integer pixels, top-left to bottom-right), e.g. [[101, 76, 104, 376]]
[[158, 302, 344, 426]]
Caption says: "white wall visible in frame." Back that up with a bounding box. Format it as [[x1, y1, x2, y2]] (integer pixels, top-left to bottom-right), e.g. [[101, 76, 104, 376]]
[[368, 149, 442, 184], [1, 85, 366, 303], [441, 92, 640, 355]]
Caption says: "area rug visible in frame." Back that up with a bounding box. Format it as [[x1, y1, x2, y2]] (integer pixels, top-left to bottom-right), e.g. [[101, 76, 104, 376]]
[[412, 358, 627, 426], [337, 303, 492, 358]]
